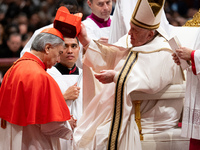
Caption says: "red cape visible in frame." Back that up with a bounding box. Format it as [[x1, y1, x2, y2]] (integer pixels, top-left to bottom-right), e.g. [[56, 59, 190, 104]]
[[0, 52, 70, 126]]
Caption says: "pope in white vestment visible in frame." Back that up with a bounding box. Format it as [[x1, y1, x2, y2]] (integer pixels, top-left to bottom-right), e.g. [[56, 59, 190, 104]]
[[108, 0, 174, 44], [73, 0, 184, 149], [73, 32, 183, 149]]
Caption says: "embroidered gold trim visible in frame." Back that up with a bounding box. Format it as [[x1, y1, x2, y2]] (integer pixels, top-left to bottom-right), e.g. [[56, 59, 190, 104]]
[[131, 19, 160, 30], [133, 48, 173, 53], [183, 9, 200, 27], [130, 0, 163, 30], [107, 51, 138, 150], [126, 35, 173, 54]]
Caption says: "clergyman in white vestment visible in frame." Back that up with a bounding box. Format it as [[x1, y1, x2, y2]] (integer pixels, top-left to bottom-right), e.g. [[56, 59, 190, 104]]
[[172, 27, 200, 149], [81, 0, 113, 111]]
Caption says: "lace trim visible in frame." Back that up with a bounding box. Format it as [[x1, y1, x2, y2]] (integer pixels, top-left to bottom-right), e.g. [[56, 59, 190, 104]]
[[183, 106, 200, 125]]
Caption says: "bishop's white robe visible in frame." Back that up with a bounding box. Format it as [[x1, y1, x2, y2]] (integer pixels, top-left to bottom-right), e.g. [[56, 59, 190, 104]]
[[73, 33, 183, 150]]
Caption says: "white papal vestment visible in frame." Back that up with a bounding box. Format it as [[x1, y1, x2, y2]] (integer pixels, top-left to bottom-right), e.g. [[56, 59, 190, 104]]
[[73, 33, 183, 150]]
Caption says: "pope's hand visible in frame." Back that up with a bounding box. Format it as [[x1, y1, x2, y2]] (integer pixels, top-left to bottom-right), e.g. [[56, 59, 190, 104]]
[[98, 37, 108, 44], [94, 70, 116, 84], [77, 23, 91, 47]]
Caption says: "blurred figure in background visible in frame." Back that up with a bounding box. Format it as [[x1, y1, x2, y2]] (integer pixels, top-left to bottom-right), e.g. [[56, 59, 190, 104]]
[[20, 0, 79, 57], [0, 32, 22, 58]]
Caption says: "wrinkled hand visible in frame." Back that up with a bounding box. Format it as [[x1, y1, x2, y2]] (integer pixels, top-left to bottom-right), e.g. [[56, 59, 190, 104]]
[[94, 70, 116, 84], [68, 115, 77, 131], [77, 23, 91, 47], [172, 53, 180, 65], [63, 83, 80, 101], [176, 46, 193, 61], [98, 37, 108, 44]]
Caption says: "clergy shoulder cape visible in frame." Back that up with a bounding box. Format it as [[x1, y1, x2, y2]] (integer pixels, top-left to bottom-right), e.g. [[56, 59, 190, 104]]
[[73, 34, 183, 150], [47, 66, 83, 122], [0, 52, 70, 126]]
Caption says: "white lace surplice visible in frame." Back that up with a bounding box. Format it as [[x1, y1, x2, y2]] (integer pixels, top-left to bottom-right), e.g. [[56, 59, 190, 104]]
[[181, 28, 200, 139]]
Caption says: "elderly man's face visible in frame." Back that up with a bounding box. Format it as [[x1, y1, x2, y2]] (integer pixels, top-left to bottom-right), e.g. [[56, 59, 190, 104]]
[[128, 23, 153, 47], [44, 44, 64, 69]]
